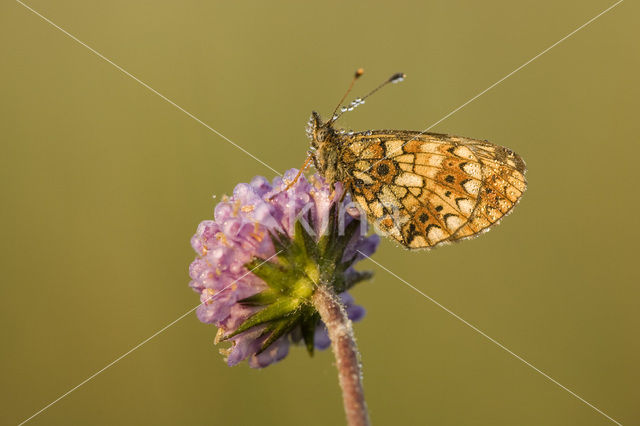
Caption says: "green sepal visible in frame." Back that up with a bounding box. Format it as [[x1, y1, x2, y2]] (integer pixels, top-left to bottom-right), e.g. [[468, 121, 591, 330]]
[[300, 310, 320, 356], [327, 217, 361, 264], [238, 289, 279, 306], [256, 314, 300, 355], [316, 203, 337, 255], [245, 258, 290, 292], [268, 230, 292, 267], [294, 217, 319, 262], [222, 297, 302, 340]]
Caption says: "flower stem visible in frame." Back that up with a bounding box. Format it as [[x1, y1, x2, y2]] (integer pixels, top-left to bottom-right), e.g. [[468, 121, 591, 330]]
[[312, 284, 370, 426]]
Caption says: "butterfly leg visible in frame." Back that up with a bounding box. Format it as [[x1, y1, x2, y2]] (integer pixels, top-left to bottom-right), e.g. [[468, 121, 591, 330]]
[[283, 155, 313, 192], [337, 178, 353, 202]]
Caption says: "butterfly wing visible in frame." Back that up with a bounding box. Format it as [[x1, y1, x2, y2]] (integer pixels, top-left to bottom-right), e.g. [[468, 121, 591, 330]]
[[340, 131, 527, 249]]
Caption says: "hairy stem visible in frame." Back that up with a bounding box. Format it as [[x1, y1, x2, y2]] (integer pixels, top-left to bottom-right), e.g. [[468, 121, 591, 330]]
[[312, 284, 369, 426]]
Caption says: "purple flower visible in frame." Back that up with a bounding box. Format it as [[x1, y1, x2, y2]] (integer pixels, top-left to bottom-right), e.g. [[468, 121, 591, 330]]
[[189, 169, 379, 368]]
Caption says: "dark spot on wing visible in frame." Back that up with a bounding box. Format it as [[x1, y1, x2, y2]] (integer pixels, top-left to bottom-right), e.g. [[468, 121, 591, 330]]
[[376, 163, 390, 176]]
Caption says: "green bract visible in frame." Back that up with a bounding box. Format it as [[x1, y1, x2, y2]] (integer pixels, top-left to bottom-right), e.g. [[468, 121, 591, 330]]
[[222, 205, 372, 355]]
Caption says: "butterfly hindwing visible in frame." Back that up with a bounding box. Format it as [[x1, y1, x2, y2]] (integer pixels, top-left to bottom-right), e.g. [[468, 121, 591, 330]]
[[342, 131, 527, 249]]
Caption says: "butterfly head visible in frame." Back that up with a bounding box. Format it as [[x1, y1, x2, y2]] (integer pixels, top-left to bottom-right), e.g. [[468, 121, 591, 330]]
[[306, 111, 335, 146]]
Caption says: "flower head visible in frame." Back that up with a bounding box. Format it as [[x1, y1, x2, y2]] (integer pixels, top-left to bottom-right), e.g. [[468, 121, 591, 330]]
[[189, 169, 379, 368]]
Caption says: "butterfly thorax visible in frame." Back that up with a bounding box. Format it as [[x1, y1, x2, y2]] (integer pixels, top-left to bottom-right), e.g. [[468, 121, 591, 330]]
[[306, 111, 348, 186]]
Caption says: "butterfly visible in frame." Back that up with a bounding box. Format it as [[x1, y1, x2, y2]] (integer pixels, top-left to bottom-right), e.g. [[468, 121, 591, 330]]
[[302, 70, 527, 250]]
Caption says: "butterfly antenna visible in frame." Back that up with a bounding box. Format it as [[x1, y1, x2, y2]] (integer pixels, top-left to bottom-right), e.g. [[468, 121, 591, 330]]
[[330, 72, 406, 123], [329, 68, 365, 123]]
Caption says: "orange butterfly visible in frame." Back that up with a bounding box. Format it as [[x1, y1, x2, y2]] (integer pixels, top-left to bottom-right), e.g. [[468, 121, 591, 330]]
[[301, 70, 526, 249]]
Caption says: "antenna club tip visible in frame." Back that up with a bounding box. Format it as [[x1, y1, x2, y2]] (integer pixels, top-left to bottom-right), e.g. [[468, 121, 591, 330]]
[[390, 72, 406, 83], [355, 68, 365, 78]]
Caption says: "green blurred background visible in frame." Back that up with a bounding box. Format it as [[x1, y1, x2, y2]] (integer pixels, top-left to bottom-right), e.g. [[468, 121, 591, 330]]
[[1, 0, 638, 425]]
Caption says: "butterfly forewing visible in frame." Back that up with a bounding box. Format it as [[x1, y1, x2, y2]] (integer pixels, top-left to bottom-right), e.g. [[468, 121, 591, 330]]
[[342, 131, 527, 249]]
